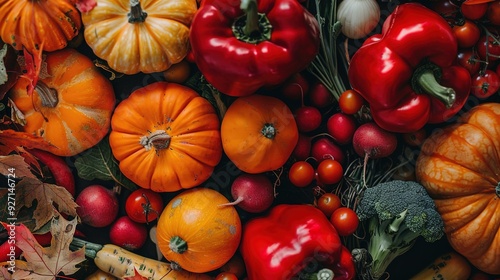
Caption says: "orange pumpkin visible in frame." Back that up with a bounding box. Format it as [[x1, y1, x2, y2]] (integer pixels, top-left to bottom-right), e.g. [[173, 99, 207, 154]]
[[109, 82, 222, 192], [9, 48, 116, 156], [220, 94, 299, 173], [0, 0, 81, 53], [81, 0, 197, 75], [156, 187, 242, 273], [415, 102, 500, 275]]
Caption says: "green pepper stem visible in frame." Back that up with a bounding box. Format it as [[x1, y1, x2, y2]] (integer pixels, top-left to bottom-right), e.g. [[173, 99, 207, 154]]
[[416, 69, 456, 108], [169, 236, 188, 254], [240, 0, 259, 36]]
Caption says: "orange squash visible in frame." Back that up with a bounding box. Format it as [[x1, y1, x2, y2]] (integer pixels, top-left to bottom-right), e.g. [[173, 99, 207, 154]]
[[8, 48, 116, 156], [81, 0, 197, 75], [220, 94, 299, 173], [156, 187, 241, 273], [415, 102, 500, 275], [109, 82, 222, 192], [0, 0, 81, 53]]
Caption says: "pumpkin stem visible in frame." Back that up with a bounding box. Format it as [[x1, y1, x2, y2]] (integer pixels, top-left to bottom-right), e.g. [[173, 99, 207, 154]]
[[169, 236, 188, 254], [140, 130, 171, 152], [128, 0, 147, 23], [496, 182, 500, 197], [261, 123, 276, 139], [35, 81, 58, 108]]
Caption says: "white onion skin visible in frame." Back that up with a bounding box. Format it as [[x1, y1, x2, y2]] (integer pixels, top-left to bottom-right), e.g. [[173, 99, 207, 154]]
[[337, 0, 381, 39]]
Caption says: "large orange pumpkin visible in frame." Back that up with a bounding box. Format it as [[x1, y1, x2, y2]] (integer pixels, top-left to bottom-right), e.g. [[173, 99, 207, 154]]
[[220, 94, 299, 173], [8, 48, 116, 156], [109, 82, 222, 192], [415, 102, 500, 274], [81, 0, 197, 75], [0, 0, 81, 53], [156, 187, 242, 273]]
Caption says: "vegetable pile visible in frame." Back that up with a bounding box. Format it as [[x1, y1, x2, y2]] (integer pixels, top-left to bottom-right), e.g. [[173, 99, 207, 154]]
[[0, 0, 499, 279]]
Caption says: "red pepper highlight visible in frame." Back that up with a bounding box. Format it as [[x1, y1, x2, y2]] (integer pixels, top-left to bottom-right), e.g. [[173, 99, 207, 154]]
[[347, 3, 471, 133], [240, 204, 355, 280]]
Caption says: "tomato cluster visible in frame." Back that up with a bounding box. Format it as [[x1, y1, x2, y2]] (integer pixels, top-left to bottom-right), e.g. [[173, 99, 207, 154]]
[[433, 0, 500, 99]]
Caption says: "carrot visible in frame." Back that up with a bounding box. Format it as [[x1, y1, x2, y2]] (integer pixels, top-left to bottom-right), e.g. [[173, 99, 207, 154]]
[[71, 238, 214, 280]]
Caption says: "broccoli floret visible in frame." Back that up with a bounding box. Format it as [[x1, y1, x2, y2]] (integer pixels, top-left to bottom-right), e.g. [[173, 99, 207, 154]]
[[356, 180, 445, 279]]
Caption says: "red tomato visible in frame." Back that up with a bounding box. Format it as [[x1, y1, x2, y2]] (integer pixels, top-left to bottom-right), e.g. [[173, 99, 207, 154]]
[[316, 159, 343, 185], [457, 49, 481, 76], [288, 161, 315, 187], [339, 89, 364, 115], [476, 34, 500, 62], [486, 0, 500, 25], [461, 2, 489, 19], [452, 20, 481, 48], [316, 192, 342, 218], [330, 207, 359, 236], [430, 0, 460, 18], [215, 272, 239, 280], [471, 69, 500, 99], [125, 189, 164, 223]]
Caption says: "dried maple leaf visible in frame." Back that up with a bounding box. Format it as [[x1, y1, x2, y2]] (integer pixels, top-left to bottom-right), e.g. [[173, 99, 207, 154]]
[[15, 177, 78, 231], [19, 46, 43, 97], [0, 154, 35, 179], [0, 216, 85, 280], [0, 129, 56, 156]]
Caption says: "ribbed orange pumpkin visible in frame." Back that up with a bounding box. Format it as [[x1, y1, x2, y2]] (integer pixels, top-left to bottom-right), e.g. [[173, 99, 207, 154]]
[[221, 94, 299, 173], [8, 48, 116, 156], [415, 102, 500, 275], [156, 187, 242, 273], [0, 0, 81, 53], [109, 82, 222, 192], [81, 0, 197, 74]]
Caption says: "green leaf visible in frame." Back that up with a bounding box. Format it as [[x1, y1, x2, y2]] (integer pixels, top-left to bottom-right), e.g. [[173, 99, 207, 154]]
[[74, 136, 137, 191]]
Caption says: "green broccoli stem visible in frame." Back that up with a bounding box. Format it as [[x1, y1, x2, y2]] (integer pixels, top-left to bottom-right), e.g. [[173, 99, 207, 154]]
[[367, 216, 421, 279]]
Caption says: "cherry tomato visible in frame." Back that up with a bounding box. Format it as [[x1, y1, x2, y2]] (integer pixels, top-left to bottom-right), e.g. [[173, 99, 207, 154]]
[[461, 2, 489, 19], [125, 189, 164, 223], [316, 159, 343, 185], [330, 207, 359, 236], [476, 34, 500, 62], [215, 272, 238, 280], [163, 60, 191, 83], [471, 69, 500, 99], [452, 20, 481, 48], [339, 89, 364, 115], [486, 0, 500, 25], [288, 161, 315, 187], [430, 0, 460, 18], [457, 49, 481, 76], [316, 192, 342, 218]]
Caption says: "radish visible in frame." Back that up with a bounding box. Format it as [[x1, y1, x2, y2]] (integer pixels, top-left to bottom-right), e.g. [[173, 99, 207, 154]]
[[26, 149, 76, 197], [294, 106, 322, 132], [76, 184, 119, 228], [326, 113, 357, 145], [109, 216, 148, 251], [311, 137, 345, 164], [222, 173, 275, 213], [352, 122, 398, 159], [280, 72, 310, 102], [292, 134, 312, 161], [308, 82, 334, 108]]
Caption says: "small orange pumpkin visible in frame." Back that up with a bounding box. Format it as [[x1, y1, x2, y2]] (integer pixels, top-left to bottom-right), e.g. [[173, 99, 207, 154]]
[[109, 82, 222, 192], [8, 48, 116, 156], [220, 94, 299, 173], [156, 187, 242, 273], [81, 0, 197, 74], [415, 102, 500, 275], [0, 0, 81, 53]]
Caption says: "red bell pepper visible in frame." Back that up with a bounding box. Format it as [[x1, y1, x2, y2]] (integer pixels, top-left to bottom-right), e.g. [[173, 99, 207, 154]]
[[347, 3, 471, 133], [240, 204, 355, 280], [189, 0, 320, 97]]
